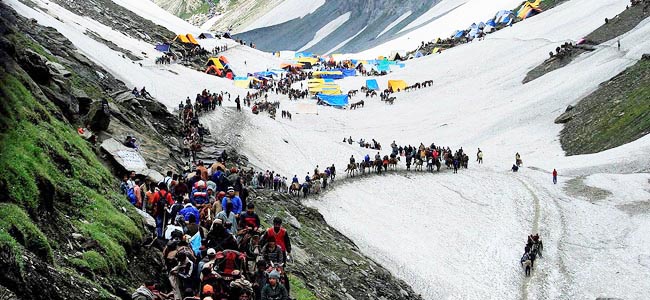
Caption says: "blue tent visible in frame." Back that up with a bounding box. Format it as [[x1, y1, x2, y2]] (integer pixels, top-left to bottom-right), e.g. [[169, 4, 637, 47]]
[[155, 43, 170, 52], [340, 69, 356, 77], [453, 30, 465, 39], [324, 78, 335, 83], [295, 52, 313, 58], [486, 19, 497, 27], [320, 73, 345, 80], [317, 94, 348, 107], [414, 51, 423, 58], [366, 79, 379, 90], [377, 65, 390, 72]]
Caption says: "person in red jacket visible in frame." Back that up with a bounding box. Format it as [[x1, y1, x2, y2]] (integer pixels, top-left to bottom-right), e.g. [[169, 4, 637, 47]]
[[552, 169, 558, 184], [151, 182, 174, 238], [262, 217, 292, 262]]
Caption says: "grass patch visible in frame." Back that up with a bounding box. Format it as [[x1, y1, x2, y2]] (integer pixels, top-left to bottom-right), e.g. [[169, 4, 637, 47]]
[[82, 250, 109, 274], [560, 59, 650, 155], [288, 274, 317, 300], [179, 2, 211, 19], [7, 32, 58, 62], [0, 67, 142, 274], [0, 203, 53, 263], [0, 230, 24, 271]]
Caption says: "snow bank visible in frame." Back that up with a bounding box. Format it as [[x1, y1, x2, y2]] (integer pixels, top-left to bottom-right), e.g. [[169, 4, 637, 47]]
[[243, 0, 326, 32]]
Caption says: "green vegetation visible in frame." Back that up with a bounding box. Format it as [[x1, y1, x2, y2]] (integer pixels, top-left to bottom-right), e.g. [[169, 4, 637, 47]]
[[560, 59, 650, 155], [288, 274, 318, 300], [82, 250, 109, 274], [0, 203, 53, 263], [179, 1, 211, 20], [0, 63, 142, 274], [7, 32, 58, 62]]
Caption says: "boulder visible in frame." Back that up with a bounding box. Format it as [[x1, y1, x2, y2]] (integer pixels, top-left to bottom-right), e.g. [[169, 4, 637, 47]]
[[84, 99, 110, 132], [100, 137, 148, 173], [554, 110, 575, 124], [46, 61, 71, 78], [135, 208, 156, 228], [18, 49, 51, 84]]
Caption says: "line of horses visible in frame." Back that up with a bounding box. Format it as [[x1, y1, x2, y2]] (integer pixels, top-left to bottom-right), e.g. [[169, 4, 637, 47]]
[[521, 234, 544, 277]]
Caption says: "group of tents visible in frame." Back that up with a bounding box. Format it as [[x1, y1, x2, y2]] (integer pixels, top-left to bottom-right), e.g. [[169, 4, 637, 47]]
[[205, 56, 234, 79], [450, 0, 544, 41], [365, 79, 407, 92]]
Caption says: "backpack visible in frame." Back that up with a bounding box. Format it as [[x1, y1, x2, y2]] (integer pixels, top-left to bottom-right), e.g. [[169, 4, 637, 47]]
[[214, 250, 246, 275], [154, 191, 167, 217], [127, 188, 137, 205]]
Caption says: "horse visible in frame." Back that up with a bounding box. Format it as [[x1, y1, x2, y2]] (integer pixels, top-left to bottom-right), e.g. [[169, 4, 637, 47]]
[[521, 254, 532, 277], [374, 159, 383, 174], [311, 178, 322, 194], [359, 161, 370, 175], [386, 97, 395, 105], [426, 158, 434, 172], [289, 182, 301, 197], [301, 182, 311, 198], [345, 163, 357, 177], [516, 158, 523, 167], [389, 157, 399, 170], [414, 158, 423, 171]]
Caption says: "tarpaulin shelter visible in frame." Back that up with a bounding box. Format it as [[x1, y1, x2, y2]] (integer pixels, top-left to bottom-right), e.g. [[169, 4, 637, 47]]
[[234, 76, 251, 88], [198, 33, 214, 39], [414, 51, 424, 58], [517, 0, 543, 19], [218, 55, 230, 65], [495, 10, 514, 24], [297, 57, 319, 65], [317, 94, 348, 107], [205, 65, 223, 76], [366, 79, 379, 90], [388, 80, 407, 92], [313, 71, 344, 80], [174, 34, 191, 44], [186, 34, 199, 44], [155, 43, 170, 52], [206, 57, 224, 69], [295, 52, 313, 58]]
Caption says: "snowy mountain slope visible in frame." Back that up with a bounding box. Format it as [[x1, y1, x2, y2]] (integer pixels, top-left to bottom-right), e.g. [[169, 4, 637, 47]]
[[233, 0, 443, 54], [9, 0, 650, 298], [6, 0, 283, 109], [222, 0, 649, 298]]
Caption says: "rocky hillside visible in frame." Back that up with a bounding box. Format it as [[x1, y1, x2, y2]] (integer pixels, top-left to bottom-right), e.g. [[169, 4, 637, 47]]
[[558, 55, 650, 156], [234, 0, 442, 54], [0, 4, 170, 299]]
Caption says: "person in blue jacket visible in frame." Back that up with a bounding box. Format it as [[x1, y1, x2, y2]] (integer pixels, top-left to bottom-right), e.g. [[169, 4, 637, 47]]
[[364, 154, 370, 162], [179, 198, 200, 224], [292, 175, 299, 184], [221, 186, 242, 216]]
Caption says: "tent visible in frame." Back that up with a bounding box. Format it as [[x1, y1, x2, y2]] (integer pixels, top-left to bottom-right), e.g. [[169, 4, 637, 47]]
[[389, 51, 405, 61], [205, 65, 223, 76], [517, 1, 542, 20], [174, 34, 191, 44], [495, 10, 514, 24], [431, 47, 441, 54], [387, 80, 407, 92], [155, 43, 170, 52], [414, 51, 424, 58], [297, 57, 318, 65], [366, 79, 379, 90], [486, 19, 497, 27], [295, 52, 313, 58], [206, 57, 224, 69], [317, 94, 348, 107], [186, 34, 199, 44], [234, 76, 251, 88], [198, 33, 214, 39], [218, 55, 230, 65], [453, 30, 465, 39]]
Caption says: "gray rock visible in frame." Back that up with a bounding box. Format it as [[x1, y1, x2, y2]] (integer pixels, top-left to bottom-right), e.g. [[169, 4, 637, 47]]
[[46, 61, 71, 78], [554, 111, 575, 124], [71, 233, 83, 241], [85, 99, 111, 132], [285, 211, 302, 229], [100, 137, 148, 173], [342, 257, 353, 266], [136, 208, 156, 228], [400, 289, 409, 297], [345, 293, 356, 300]]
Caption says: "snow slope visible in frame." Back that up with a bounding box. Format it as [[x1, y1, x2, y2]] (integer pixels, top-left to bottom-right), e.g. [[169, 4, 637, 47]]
[[243, 0, 326, 32], [358, 0, 524, 58], [226, 0, 650, 298], [6, 0, 285, 109], [297, 12, 351, 52], [9, 0, 650, 298]]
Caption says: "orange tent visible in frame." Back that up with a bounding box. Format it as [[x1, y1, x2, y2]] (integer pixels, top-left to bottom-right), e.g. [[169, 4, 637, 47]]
[[218, 55, 229, 64], [186, 34, 199, 45], [205, 65, 223, 76], [174, 34, 191, 44]]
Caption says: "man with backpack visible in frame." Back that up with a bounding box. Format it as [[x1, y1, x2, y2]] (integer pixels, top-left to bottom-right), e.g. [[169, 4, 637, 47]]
[[151, 182, 174, 238]]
